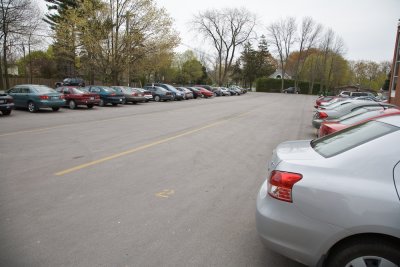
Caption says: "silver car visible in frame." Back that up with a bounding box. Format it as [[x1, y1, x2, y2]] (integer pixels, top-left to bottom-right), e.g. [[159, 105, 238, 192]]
[[312, 100, 393, 129], [256, 115, 400, 267]]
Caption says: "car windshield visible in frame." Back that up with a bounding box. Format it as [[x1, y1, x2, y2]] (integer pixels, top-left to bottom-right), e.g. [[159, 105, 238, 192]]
[[311, 120, 399, 158], [111, 87, 123, 93], [72, 88, 85, 94], [99, 87, 115, 93], [162, 84, 178, 92], [31, 86, 56, 94]]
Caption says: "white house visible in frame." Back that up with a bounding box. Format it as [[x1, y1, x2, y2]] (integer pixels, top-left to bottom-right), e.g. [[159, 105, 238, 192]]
[[268, 69, 291, 79]]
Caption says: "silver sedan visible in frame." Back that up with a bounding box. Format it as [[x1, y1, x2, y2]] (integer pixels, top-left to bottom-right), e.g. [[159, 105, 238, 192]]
[[256, 115, 400, 267], [312, 100, 393, 129]]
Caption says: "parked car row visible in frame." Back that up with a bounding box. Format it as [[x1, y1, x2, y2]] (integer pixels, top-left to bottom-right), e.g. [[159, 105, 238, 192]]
[[256, 91, 400, 267], [0, 83, 247, 115]]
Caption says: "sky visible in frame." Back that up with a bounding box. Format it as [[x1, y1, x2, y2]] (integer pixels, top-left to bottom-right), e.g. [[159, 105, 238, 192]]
[[155, 0, 400, 62]]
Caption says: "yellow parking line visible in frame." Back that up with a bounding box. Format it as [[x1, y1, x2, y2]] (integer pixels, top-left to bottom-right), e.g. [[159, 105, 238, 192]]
[[54, 120, 225, 176]]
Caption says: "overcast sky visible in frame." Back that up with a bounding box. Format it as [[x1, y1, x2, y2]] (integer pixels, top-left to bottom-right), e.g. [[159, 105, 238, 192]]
[[155, 0, 400, 62]]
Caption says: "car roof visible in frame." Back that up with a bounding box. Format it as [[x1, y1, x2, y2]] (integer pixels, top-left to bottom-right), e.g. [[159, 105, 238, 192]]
[[375, 114, 400, 127]]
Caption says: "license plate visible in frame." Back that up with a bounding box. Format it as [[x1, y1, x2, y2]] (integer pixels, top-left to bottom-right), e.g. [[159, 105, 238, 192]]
[[52, 96, 59, 100], [90, 97, 94, 100], [0, 100, 5, 104]]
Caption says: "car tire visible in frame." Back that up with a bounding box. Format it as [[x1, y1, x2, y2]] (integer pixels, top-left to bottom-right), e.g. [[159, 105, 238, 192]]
[[87, 104, 94, 109], [28, 101, 38, 113], [68, 100, 76, 109], [154, 95, 161, 102], [52, 107, 60, 111], [2, 110, 11, 115], [99, 99, 105, 106], [325, 238, 400, 267]]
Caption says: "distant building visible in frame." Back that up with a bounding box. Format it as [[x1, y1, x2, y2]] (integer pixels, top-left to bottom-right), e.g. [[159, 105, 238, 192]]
[[7, 66, 18, 76], [389, 20, 400, 106], [268, 69, 291, 79]]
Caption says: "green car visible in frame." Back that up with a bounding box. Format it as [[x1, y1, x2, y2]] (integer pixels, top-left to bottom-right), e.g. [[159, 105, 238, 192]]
[[7, 84, 66, 113]]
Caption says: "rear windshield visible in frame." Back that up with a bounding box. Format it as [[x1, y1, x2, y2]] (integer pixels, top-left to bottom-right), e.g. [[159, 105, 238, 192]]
[[327, 101, 351, 109], [31, 86, 56, 94], [340, 109, 385, 125], [311, 120, 398, 158], [337, 107, 383, 122]]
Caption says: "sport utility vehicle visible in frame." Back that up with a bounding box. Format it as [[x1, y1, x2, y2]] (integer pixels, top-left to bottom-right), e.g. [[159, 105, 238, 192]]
[[55, 78, 85, 88], [339, 91, 375, 98]]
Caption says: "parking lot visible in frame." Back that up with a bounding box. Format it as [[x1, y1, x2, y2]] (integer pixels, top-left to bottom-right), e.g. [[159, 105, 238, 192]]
[[0, 93, 315, 266]]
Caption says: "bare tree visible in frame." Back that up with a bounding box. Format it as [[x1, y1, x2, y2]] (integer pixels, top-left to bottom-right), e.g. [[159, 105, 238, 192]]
[[192, 7, 256, 85], [0, 0, 32, 89], [267, 17, 297, 92], [293, 17, 322, 93]]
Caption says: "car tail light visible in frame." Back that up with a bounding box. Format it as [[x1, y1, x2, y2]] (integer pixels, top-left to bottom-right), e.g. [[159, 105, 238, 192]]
[[268, 171, 302, 202], [59, 95, 64, 99], [132, 92, 138, 96], [318, 112, 328, 119], [39, 95, 49, 100], [95, 95, 100, 99]]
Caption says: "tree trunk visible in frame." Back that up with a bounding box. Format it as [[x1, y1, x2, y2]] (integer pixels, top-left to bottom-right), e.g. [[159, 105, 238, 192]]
[[0, 53, 4, 90], [3, 36, 9, 89]]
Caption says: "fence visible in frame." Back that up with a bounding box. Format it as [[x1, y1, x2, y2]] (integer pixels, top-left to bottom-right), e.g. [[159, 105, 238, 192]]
[[3, 77, 141, 90]]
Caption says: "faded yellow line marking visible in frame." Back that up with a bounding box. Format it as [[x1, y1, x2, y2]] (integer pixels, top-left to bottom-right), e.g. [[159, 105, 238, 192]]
[[155, 189, 175, 198], [0, 116, 135, 138], [0, 125, 72, 137], [54, 110, 253, 176], [55, 120, 224, 176]]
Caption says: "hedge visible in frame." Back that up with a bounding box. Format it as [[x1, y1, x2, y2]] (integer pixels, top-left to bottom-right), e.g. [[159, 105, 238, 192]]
[[255, 78, 323, 95]]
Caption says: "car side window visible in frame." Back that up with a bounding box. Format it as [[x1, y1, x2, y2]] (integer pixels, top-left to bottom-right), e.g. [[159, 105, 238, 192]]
[[20, 88, 30, 94], [8, 88, 19, 93], [63, 88, 70, 94]]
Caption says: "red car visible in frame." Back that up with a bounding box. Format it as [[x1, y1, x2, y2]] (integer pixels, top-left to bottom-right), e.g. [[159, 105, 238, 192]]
[[315, 96, 337, 108], [56, 86, 100, 109], [318, 107, 400, 137], [194, 87, 214, 98]]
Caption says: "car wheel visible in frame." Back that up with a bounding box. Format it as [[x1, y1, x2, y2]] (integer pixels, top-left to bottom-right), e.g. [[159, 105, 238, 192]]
[[28, 101, 38, 113], [68, 100, 76, 109], [87, 104, 94, 109], [52, 107, 60, 111], [2, 110, 11, 115], [326, 238, 400, 267], [99, 99, 105, 106], [154, 95, 161, 102]]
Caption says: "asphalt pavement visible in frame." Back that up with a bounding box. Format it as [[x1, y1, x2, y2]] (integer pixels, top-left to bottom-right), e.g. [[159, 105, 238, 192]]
[[0, 92, 315, 266]]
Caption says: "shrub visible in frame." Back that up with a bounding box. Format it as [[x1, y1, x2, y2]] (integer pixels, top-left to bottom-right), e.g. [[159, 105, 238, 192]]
[[256, 77, 321, 95]]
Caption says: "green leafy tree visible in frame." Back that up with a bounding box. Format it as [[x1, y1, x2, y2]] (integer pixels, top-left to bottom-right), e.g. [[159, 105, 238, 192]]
[[17, 48, 57, 79]]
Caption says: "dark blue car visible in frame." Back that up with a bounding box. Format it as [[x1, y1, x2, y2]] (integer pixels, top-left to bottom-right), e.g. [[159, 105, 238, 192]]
[[148, 83, 184, 101], [83, 86, 125, 106]]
